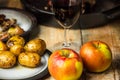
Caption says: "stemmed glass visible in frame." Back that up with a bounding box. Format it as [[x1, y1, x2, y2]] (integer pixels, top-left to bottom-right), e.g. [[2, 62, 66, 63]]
[[51, 0, 83, 51]]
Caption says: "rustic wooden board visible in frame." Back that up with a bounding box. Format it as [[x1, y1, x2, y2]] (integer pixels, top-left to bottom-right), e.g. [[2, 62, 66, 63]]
[[2, 0, 120, 80]]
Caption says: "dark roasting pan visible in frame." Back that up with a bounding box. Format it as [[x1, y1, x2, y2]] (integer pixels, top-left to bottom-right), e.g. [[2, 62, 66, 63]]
[[21, 0, 120, 29]]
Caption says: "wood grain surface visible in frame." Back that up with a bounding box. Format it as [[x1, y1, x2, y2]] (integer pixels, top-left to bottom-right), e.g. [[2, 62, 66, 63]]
[[1, 0, 120, 80]]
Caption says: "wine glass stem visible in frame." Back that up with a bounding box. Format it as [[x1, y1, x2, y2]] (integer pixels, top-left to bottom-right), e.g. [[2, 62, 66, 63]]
[[63, 28, 70, 47]]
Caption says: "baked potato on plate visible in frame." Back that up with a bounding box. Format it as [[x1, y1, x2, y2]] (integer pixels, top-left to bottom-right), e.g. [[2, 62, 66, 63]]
[[0, 51, 49, 80]]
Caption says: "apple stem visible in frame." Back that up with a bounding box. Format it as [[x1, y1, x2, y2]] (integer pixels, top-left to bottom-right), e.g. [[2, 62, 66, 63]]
[[97, 42, 101, 48], [61, 51, 70, 58], [93, 42, 101, 49]]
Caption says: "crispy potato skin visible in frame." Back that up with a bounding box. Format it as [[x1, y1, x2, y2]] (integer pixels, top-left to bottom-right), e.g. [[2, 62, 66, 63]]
[[10, 44, 24, 56], [18, 52, 41, 68], [0, 41, 8, 51], [8, 26, 24, 36], [6, 35, 25, 48], [24, 39, 46, 55], [0, 51, 16, 68], [0, 36, 46, 68]]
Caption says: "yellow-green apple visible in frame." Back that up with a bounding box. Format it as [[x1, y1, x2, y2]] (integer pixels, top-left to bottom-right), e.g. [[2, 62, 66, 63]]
[[48, 48, 83, 80], [80, 40, 112, 72]]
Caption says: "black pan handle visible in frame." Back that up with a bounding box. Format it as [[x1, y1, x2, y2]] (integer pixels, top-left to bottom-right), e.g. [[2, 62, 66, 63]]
[[102, 5, 120, 20]]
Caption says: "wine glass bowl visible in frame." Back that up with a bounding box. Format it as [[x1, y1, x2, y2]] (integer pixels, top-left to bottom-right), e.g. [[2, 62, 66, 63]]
[[52, 0, 81, 28]]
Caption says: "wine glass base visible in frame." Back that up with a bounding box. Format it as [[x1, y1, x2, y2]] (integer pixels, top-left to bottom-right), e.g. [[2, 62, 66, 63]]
[[51, 42, 81, 53]]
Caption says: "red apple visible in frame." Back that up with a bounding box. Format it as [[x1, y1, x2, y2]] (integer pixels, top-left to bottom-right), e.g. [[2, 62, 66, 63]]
[[48, 48, 83, 80], [80, 40, 112, 72]]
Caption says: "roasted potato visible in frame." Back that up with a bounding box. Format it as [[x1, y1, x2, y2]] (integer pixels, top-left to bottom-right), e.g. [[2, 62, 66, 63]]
[[8, 26, 24, 36], [24, 39, 46, 55], [0, 41, 8, 51], [18, 52, 41, 68], [0, 51, 16, 68], [6, 35, 25, 48], [10, 44, 24, 56]]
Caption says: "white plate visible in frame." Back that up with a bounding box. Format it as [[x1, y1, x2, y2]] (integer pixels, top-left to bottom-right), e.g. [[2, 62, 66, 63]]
[[0, 51, 49, 80]]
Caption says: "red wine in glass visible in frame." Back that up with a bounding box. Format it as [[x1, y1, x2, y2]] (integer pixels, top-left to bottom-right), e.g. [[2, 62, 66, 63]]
[[52, 0, 82, 51]]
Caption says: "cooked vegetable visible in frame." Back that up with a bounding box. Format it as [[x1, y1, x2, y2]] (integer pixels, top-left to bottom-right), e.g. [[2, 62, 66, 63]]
[[0, 41, 8, 51], [0, 35, 46, 68], [0, 14, 24, 41], [6, 35, 25, 48], [0, 51, 16, 68], [10, 44, 24, 56], [8, 25, 24, 36], [18, 52, 41, 68], [24, 39, 46, 55]]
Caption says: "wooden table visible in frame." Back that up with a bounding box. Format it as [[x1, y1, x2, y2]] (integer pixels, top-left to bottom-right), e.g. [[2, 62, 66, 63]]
[[2, 0, 120, 80], [38, 18, 120, 80]]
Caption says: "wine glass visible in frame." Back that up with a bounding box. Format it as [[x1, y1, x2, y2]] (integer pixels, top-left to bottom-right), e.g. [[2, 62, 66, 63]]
[[51, 0, 83, 51]]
